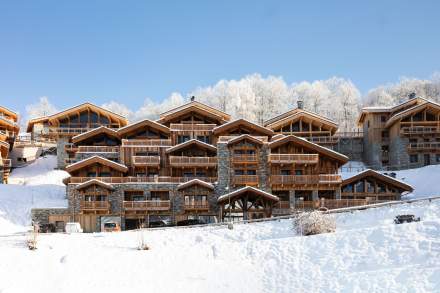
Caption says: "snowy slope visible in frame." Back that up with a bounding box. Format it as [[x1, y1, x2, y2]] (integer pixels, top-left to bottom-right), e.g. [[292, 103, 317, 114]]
[[0, 200, 439, 293], [0, 155, 68, 232]]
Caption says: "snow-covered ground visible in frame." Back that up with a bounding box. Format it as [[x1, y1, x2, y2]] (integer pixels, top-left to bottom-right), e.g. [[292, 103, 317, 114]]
[[0, 200, 439, 292]]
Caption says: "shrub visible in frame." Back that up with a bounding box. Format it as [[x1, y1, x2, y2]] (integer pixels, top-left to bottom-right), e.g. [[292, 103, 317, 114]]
[[293, 211, 336, 236], [27, 227, 38, 250]]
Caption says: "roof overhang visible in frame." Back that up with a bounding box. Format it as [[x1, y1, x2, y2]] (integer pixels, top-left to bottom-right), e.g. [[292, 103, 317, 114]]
[[212, 119, 274, 136], [65, 156, 128, 173], [117, 119, 171, 136], [217, 186, 279, 204], [177, 179, 215, 191], [75, 179, 115, 191], [264, 109, 338, 131], [166, 139, 217, 154], [226, 134, 264, 146], [72, 126, 120, 144], [342, 169, 413, 192]]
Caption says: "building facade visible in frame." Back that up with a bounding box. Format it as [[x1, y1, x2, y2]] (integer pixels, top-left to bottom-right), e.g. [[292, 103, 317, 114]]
[[0, 106, 19, 183]]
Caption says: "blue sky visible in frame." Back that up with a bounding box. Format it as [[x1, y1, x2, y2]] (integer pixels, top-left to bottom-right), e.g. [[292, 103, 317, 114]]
[[1, 0, 439, 115]]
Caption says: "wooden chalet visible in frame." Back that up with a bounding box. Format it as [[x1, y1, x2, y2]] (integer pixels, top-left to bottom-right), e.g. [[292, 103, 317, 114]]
[[264, 102, 339, 146], [341, 169, 413, 202], [0, 106, 18, 183], [359, 95, 440, 169]]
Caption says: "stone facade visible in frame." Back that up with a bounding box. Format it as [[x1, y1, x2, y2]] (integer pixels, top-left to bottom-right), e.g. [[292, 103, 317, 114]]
[[31, 208, 70, 225], [57, 137, 70, 169], [334, 137, 363, 162]]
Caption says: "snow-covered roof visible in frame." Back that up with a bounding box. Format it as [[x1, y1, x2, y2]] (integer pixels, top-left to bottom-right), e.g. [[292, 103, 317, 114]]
[[217, 186, 279, 203], [212, 118, 274, 136], [226, 134, 264, 146], [65, 156, 128, 173], [166, 139, 217, 153], [177, 179, 215, 190], [117, 118, 170, 135], [75, 179, 115, 191], [71, 126, 120, 143], [385, 100, 440, 127], [264, 108, 338, 129], [342, 169, 413, 192]]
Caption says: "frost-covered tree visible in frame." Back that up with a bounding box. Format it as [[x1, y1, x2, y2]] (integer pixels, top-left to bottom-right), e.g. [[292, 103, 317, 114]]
[[101, 101, 133, 121], [132, 92, 185, 122], [25, 96, 58, 119]]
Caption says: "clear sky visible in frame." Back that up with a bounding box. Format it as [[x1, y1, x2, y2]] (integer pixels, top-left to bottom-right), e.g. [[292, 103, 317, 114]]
[[1, 0, 439, 116]]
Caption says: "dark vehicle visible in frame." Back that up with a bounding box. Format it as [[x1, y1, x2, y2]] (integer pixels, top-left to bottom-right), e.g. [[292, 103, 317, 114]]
[[149, 220, 168, 228], [177, 219, 206, 226], [394, 214, 420, 224]]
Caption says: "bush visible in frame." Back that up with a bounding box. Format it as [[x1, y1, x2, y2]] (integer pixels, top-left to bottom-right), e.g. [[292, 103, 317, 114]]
[[293, 211, 336, 236], [27, 228, 38, 250]]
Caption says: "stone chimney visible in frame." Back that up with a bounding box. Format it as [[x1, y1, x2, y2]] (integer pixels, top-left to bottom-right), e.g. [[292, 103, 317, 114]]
[[191, 96, 195, 102], [408, 92, 416, 100], [297, 100, 304, 109]]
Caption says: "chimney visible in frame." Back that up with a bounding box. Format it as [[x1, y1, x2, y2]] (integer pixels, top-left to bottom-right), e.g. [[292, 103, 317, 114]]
[[297, 100, 304, 109], [408, 92, 416, 100], [190, 96, 195, 102]]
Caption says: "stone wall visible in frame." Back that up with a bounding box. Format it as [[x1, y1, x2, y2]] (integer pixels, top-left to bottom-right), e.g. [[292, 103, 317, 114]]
[[56, 137, 70, 169], [334, 137, 364, 162], [31, 208, 70, 225]]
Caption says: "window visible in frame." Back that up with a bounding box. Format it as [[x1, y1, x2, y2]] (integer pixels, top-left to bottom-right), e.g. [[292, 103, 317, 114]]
[[87, 172, 97, 177], [367, 120, 370, 128], [377, 183, 386, 193], [100, 172, 111, 177], [295, 170, 303, 175], [355, 181, 364, 193], [234, 170, 244, 175], [281, 170, 291, 175], [178, 136, 190, 144], [342, 184, 353, 193], [410, 154, 418, 163], [381, 131, 389, 139], [246, 170, 256, 175], [436, 154, 440, 163], [381, 116, 387, 122], [366, 180, 375, 193], [196, 136, 210, 144]]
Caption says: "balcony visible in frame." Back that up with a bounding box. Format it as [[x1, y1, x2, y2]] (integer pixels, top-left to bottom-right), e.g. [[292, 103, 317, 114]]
[[293, 199, 368, 210], [132, 156, 161, 166], [218, 136, 268, 143], [69, 176, 218, 184], [77, 146, 119, 153], [268, 154, 319, 164], [170, 123, 216, 132], [80, 201, 110, 211], [184, 202, 210, 211], [231, 155, 258, 163], [49, 124, 121, 136], [401, 126, 440, 136], [274, 201, 291, 210], [407, 142, 440, 151], [232, 175, 259, 186], [121, 139, 172, 147], [169, 156, 217, 167], [306, 136, 340, 144], [270, 174, 342, 186], [123, 200, 171, 211]]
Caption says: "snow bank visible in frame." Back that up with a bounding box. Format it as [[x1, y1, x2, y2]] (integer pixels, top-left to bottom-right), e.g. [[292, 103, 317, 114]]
[[0, 200, 440, 292], [0, 155, 68, 233]]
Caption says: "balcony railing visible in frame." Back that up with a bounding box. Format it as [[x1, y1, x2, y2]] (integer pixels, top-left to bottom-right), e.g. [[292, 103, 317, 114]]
[[218, 136, 268, 143], [169, 123, 217, 131], [169, 156, 217, 167], [69, 176, 217, 184], [77, 146, 119, 153], [268, 154, 319, 164], [2, 159, 11, 168], [334, 131, 364, 138], [184, 202, 210, 210], [121, 139, 172, 147], [132, 156, 161, 166], [123, 200, 171, 211], [293, 199, 368, 210], [231, 154, 258, 163], [80, 201, 110, 210], [274, 201, 291, 210], [401, 126, 440, 135], [270, 174, 342, 185], [232, 175, 259, 185], [407, 142, 440, 151], [306, 136, 340, 144]]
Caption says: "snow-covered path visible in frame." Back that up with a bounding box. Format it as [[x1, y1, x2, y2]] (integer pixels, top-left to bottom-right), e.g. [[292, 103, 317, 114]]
[[1, 200, 440, 293]]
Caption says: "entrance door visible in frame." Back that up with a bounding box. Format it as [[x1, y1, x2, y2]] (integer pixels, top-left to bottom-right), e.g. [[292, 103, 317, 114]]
[[424, 154, 431, 166]]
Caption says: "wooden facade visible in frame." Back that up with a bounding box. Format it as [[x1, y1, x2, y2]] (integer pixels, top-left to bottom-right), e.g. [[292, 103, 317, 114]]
[[0, 106, 18, 183]]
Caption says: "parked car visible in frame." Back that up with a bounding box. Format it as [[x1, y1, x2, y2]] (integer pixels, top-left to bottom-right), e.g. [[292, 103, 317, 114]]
[[148, 220, 168, 228], [177, 219, 206, 226], [103, 222, 121, 232], [394, 214, 420, 224]]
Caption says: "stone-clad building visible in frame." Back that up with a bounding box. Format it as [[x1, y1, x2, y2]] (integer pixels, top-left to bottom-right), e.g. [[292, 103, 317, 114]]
[[359, 95, 440, 170], [31, 100, 415, 232]]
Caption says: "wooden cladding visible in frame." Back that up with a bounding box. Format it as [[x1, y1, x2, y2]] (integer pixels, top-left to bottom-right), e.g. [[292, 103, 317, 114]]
[[169, 156, 217, 167], [77, 146, 119, 153], [121, 139, 172, 147], [123, 200, 171, 211], [231, 154, 258, 163], [232, 175, 259, 186], [184, 202, 210, 211], [132, 156, 161, 166], [270, 174, 342, 185], [407, 142, 440, 151], [170, 123, 217, 131], [268, 154, 319, 164], [80, 201, 110, 210], [70, 176, 218, 184], [401, 126, 440, 136]]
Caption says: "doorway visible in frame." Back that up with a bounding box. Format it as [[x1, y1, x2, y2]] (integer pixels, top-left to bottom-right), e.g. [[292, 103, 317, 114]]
[[424, 154, 431, 166]]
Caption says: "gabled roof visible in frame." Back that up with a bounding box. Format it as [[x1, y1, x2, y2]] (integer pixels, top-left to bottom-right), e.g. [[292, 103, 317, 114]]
[[0, 106, 18, 118], [268, 135, 349, 165], [65, 156, 128, 173], [177, 179, 215, 191], [217, 186, 279, 204], [117, 118, 171, 136], [72, 126, 120, 144], [157, 101, 230, 124], [212, 119, 274, 136], [75, 179, 115, 191], [342, 169, 413, 192], [385, 101, 440, 127], [27, 102, 128, 132], [264, 108, 338, 130], [226, 134, 264, 146], [166, 139, 217, 154]]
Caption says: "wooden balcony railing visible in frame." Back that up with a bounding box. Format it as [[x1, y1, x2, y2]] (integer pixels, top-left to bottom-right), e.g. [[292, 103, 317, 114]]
[[274, 201, 291, 210], [77, 146, 119, 153], [231, 154, 258, 163], [121, 139, 172, 147], [49, 124, 120, 135], [294, 199, 368, 210], [270, 174, 342, 185], [132, 156, 161, 166], [69, 176, 218, 184], [2, 159, 11, 168], [232, 175, 259, 185], [217, 136, 268, 143], [123, 200, 171, 211], [268, 154, 319, 164], [401, 126, 440, 135], [334, 131, 364, 138], [169, 123, 217, 131], [306, 136, 340, 144], [80, 201, 110, 210], [407, 142, 440, 151], [400, 121, 440, 127], [169, 156, 217, 167], [184, 202, 210, 210]]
